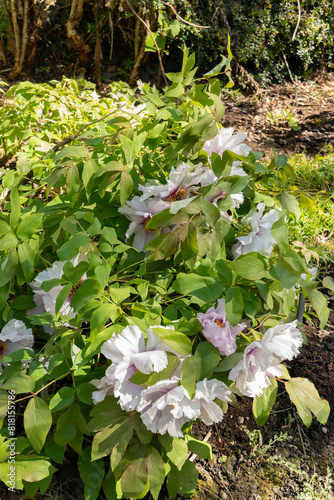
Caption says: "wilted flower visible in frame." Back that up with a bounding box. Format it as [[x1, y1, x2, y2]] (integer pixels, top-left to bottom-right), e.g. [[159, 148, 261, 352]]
[[138, 377, 231, 437], [197, 299, 247, 355], [28, 254, 88, 333], [229, 321, 303, 397], [91, 325, 183, 411], [118, 196, 170, 251], [0, 319, 34, 372], [232, 203, 279, 258]]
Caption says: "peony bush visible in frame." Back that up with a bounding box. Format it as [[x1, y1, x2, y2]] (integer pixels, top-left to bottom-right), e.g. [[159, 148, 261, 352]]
[[0, 48, 331, 499]]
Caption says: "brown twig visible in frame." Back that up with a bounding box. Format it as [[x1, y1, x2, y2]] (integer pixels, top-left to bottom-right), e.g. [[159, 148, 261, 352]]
[[160, 1, 210, 29], [124, 0, 167, 86]]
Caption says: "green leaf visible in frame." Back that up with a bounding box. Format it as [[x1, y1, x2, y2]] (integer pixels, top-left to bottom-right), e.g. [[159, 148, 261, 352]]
[[172, 273, 224, 303], [186, 434, 212, 459], [18, 242, 34, 282], [70, 279, 102, 311], [119, 171, 133, 206], [281, 191, 301, 220], [1, 348, 34, 363], [194, 342, 221, 380], [24, 398, 52, 452], [94, 262, 111, 289], [49, 387, 75, 413], [181, 356, 200, 399], [253, 378, 277, 426], [146, 446, 166, 500], [323, 276, 334, 292], [271, 212, 289, 254], [165, 83, 184, 97], [57, 233, 90, 260], [274, 259, 301, 289], [0, 457, 56, 489], [151, 327, 192, 356], [2, 373, 35, 393], [54, 403, 87, 446], [285, 377, 330, 427], [92, 415, 133, 465], [283, 250, 309, 274], [229, 253, 267, 280], [308, 289, 329, 330], [203, 57, 232, 77], [10, 186, 21, 227], [181, 222, 198, 261], [0, 231, 18, 252], [54, 145, 89, 161], [44, 437, 65, 464], [16, 213, 43, 240], [90, 303, 118, 338], [76, 382, 95, 405], [215, 352, 243, 372], [55, 282, 72, 315], [158, 434, 188, 470], [78, 446, 105, 500], [225, 286, 244, 326], [66, 164, 80, 196], [167, 461, 198, 498]]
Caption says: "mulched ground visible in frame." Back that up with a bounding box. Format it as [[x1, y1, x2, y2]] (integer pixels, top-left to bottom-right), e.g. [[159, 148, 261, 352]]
[[2, 75, 334, 500]]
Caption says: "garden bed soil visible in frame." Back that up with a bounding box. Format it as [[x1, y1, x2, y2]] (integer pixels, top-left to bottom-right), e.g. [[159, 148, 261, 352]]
[[1, 75, 334, 500]]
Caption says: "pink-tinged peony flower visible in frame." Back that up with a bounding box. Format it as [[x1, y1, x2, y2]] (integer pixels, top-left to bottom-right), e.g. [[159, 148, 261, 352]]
[[138, 163, 211, 203], [0, 319, 34, 373], [229, 321, 303, 397], [138, 377, 231, 437], [91, 325, 183, 411], [232, 203, 279, 258], [202, 127, 251, 177], [229, 342, 283, 397], [28, 254, 88, 332], [197, 299, 247, 356], [118, 196, 170, 251]]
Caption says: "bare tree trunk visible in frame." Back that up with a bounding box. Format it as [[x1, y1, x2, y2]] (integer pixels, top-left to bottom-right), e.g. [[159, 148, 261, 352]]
[[66, 0, 91, 76]]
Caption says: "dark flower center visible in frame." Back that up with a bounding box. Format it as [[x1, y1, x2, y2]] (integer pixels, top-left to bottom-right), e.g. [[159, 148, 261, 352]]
[[167, 188, 187, 203], [214, 319, 225, 328], [0, 340, 7, 359]]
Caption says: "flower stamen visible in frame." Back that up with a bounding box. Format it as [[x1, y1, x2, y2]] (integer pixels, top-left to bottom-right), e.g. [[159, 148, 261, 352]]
[[214, 318, 225, 328], [167, 188, 187, 203]]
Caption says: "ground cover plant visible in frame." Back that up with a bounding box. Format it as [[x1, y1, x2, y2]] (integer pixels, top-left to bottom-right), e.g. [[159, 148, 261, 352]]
[[0, 49, 332, 499]]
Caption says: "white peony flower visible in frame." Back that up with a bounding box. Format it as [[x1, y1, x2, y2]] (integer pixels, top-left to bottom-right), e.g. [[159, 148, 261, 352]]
[[138, 379, 192, 437], [232, 203, 279, 258], [197, 299, 247, 356], [138, 377, 231, 437], [138, 163, 209, 202], [28, 254, 88, 333], [202, 127, 251, 176], [192, 378, 231, 426], [118, 196, 170, 251], [229, 342, 283, 397], [91, 325, 182, 411], [261, 320, 303, 362], [0, 319, 34, 372], [229, 321, 303, 397]]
